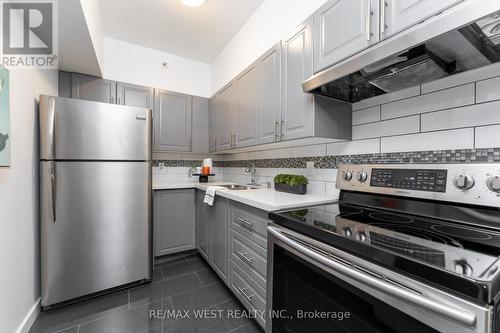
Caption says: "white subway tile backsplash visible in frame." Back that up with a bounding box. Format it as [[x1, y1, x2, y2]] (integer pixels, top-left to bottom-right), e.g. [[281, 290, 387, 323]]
[[266, 148, 292, 158], [380, 128, 474, 153], [381, 84, 474, 120], [326, 138, 380, 155], [306, 180, 326, 196], [475, 125, 500, 148], [352, 106, 380, 125], [352, 116, 420, 140], [352, 86, 420, 111], [248, 151, 267, 160], [422, 62, 500, 94], [421, 100, 500, 132], [476, 76, 500, 103], [290, 144, 326, 157]]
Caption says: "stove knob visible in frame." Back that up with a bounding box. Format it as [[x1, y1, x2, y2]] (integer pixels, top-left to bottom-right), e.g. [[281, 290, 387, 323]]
[[487, 176, 500, 193], [343, 171, 353, 181], [356, 231, 367, 242], [358, 172, 368, 182], [453, 174, 475, 190], [343, 227, 352, 237], [453, 260, 473, 276]]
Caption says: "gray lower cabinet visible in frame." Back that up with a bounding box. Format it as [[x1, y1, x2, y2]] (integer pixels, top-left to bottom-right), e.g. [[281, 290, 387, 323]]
[[117, 82, 153, 109], [195, 190, 210, 259], [71, 73, 117, 104], [154, 89, 192, 152], [195, 190, 230, 284], [210, 196, 230, 283], [154, 189, 195, 257], [194, 192, 271, 331]]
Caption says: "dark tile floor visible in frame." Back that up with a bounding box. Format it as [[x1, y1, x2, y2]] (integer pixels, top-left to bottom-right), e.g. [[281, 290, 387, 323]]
[[29, 254, 263, 333]]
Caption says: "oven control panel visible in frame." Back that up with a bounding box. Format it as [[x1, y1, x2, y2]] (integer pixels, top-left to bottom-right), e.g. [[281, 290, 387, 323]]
[[370, 168, 447, 193], [336, 163, 500, 207]]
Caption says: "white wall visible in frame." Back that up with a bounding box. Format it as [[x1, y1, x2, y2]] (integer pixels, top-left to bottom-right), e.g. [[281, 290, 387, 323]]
[[80, 0, 104, 69], [210, 0, 327, 93], [102, 37, 212, 98], [0, 70, 58, 333]]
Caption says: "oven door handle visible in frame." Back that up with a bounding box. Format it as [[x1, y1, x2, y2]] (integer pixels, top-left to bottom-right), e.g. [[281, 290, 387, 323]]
[[268, 226, 477, 328]]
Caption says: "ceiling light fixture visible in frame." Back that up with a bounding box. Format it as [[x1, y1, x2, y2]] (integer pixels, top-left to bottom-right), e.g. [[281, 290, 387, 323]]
[[180, 0, 205, 7]]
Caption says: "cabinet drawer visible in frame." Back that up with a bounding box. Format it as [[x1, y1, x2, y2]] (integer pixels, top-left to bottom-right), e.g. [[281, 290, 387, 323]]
[[231, 203, 269, 248], [231, 230, 267, 289], [230, 261, 266, 328]]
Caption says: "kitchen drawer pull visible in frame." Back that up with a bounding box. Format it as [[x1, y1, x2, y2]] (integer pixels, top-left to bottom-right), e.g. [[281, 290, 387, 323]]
[[236, 218, 253, 228], [236, 285, 253, 302], [237, 251, 254, 263]]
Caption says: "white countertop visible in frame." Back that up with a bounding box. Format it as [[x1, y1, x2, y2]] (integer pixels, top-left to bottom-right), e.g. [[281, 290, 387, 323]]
[[153, 181, 337, 212]]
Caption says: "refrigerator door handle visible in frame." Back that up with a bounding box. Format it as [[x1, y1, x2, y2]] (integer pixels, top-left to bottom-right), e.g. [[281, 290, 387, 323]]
[[50, 162, 56, 222], [47, 96, 56, 159]]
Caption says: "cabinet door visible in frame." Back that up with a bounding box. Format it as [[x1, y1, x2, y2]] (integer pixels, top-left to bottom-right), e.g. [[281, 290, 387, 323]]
[[314, 0, 379, 73], [383, 0, 463, 38], [209, 97, 218, 152], [71, 73, 117, 104], [211, 197, 229, 283], [154, 89, 192, 152], [117, 82, 153, 109], [259, 43, 281, 144], [281, 16, 314, 141], [234, 64, 259, 148], [195, 190, 210, 260], [192, 97, 209, 154], [217, 84, 235, 151], [154, 190, 195, 257], [58, 71, 72, 98]]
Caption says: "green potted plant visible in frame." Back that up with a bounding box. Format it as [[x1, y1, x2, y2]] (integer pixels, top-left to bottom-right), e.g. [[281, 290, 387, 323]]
[[273, 174, 309, 195]]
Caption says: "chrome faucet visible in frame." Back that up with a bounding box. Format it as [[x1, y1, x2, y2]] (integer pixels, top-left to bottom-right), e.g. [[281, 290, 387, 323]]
[[245, 165, 259, 186]]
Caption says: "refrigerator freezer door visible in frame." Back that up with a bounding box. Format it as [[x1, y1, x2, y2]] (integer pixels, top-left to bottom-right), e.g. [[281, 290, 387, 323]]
[[39, 95, 151, 161], [40, 161, 152, 307]]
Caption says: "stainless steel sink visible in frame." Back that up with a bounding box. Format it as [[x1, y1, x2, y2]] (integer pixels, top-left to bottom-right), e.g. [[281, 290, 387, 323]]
[[219, 184, 260, 190]]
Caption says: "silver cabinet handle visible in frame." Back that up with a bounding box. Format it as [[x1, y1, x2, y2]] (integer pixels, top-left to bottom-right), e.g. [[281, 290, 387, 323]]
[[235, 218, 253, 229], [237, 251, 254, 263], [274, 115, 279, 141], [236, 286, 253, 302], [366, 0, 372, 41], [50, 162, 57, 223], [380, 0, 387, 35], [267, 226, 477, 328], [280, 120, 284, 140]]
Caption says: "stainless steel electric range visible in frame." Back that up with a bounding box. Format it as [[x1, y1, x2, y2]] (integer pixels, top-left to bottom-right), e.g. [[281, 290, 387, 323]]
[[267, 164, 500, 333]]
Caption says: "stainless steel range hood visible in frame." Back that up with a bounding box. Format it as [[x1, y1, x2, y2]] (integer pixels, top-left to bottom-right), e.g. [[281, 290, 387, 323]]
[[303, 2, 500, 104]]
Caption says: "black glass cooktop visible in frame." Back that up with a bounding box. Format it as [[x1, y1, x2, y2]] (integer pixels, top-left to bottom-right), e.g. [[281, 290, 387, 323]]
[[269, 202, 500, 303]]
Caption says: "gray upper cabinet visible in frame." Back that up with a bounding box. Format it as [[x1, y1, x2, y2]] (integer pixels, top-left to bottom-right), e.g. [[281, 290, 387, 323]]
[[234, 64, 259, 148], [383, 0, 463, 39], [117, 82, 153, 109], [314, 0, 380, 73], [216, 84, 235, 151], [71, 73, 117, 104], [211, 197, 229, 283], [154, 189, 195, 257], [154, 89, 192, 152], [196, 190, 210, 260], [192, 97, 210, 154], [281, 16, 314, 141], [209, 97, 218, 152], [259, 43, 281, 144]]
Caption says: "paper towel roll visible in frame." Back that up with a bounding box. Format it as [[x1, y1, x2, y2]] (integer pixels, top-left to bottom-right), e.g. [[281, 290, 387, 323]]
[[202, 158, 213, 169]]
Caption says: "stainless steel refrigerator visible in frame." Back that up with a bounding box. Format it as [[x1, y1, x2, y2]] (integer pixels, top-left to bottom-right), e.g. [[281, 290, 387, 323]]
[[39, 95, 152, 308]]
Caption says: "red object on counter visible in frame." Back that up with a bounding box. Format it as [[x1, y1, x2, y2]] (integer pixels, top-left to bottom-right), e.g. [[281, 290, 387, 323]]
[[202, 166, 210, 175]]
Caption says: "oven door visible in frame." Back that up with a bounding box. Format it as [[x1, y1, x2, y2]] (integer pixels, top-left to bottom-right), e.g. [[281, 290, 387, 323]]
[[266, 225, 492, 333]]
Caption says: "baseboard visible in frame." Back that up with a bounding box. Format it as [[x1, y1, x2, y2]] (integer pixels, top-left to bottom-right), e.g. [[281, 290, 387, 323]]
[[17, 298, 40, 333]]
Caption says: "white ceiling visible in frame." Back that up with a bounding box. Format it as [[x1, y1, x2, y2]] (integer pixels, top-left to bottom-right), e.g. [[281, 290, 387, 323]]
[[98, 0, 264, 64]]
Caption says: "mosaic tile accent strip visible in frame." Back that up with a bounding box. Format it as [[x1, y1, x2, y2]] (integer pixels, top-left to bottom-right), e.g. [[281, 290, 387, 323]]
[[154, 148, 500, 169], [152, 160, 224, 167]]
